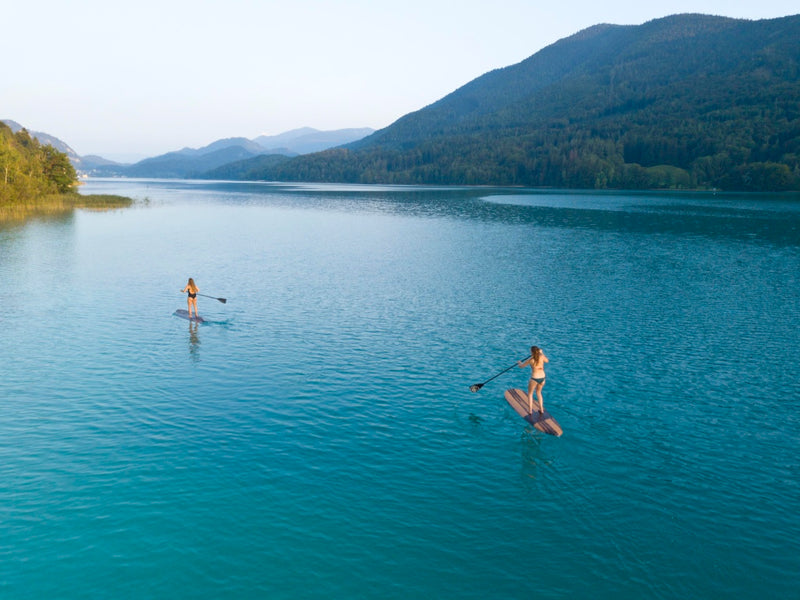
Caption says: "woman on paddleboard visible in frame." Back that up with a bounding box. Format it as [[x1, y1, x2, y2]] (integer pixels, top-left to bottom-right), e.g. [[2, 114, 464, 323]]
[[518, 346, 548, 415], [182, 278, 199, 320]]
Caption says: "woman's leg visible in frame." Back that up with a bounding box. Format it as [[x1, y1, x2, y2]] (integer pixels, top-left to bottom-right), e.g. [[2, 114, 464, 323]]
[[527, 379, 535, 415], [536, 380, 545, 413]]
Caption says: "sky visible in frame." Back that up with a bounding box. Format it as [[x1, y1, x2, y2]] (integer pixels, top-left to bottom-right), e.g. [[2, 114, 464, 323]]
[[3, 0, 798, 161]]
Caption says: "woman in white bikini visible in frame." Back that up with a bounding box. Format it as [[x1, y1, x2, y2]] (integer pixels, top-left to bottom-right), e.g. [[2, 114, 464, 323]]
[[518, 345, 548, 416]]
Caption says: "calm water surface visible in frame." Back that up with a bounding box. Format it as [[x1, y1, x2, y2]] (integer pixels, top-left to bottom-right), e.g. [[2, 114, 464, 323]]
[[1, 179, 798, 599]]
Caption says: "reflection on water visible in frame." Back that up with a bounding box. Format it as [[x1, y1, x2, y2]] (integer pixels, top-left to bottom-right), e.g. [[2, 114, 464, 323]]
[[0, 208, 77, 227], [518, 429, 546, 482], [188, 321, 201, 361]]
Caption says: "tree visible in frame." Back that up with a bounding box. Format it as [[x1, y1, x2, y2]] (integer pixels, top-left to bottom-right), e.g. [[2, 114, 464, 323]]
[[42, 145, 77, 193]]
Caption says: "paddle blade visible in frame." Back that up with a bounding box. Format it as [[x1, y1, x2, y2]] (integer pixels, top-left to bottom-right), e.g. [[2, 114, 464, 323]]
[[469, 383, 483, 393], [218, 298, 227, 303]]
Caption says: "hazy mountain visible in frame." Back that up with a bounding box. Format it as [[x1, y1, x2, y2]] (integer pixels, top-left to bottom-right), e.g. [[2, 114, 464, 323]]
[[173, 137, 266, 157], [1, 120, 374, 178], [239, 14, 800, 191], [123, 145, 266, 178], [252, 127, 318, 148], [80, 155, 125, 169], [254, 127, 375, 154], [85, 128, 374, 178]]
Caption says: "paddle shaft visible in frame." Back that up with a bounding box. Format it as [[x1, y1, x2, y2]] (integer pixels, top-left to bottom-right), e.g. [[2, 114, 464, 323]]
[[196, 293, 227, 303], [470, 355, 530, 391]]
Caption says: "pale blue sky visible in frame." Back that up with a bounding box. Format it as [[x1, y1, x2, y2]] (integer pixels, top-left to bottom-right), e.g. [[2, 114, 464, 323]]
[[3, 0, 797, 160]]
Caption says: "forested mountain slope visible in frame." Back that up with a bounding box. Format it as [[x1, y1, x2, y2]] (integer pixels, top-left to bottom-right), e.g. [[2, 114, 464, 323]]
[[236, 14, 800, 191]]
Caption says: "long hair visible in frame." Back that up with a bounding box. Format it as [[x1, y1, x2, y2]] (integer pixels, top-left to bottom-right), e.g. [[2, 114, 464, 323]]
[[531, 346, 541, 365], [187, 278, 198, 293]]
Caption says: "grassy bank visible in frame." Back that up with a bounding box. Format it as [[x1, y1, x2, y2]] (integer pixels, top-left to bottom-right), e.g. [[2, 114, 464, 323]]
[[0, 193, 134, 224]]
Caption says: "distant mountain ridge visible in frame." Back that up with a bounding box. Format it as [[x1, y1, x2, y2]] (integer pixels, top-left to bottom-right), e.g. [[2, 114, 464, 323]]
[[0, 121, 374, 178], [237, 13, 800, 191], [254, 128, 375, 154], [83, 127, 375, 177]]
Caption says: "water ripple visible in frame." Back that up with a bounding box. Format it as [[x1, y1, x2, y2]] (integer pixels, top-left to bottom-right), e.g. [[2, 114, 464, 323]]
[[1, 181, 798, 598]]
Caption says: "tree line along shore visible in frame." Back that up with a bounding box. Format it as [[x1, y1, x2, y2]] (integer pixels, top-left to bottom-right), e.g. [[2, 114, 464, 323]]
[[0, 123, 131, 222]]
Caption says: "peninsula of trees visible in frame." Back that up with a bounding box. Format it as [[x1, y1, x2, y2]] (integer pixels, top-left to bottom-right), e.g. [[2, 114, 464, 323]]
[[0, 122, 77, 202], [212, 14, 800, 191], [0, 122, 131, 220]]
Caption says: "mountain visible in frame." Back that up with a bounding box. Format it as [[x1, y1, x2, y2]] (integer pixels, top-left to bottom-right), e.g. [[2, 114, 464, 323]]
[[236, 14, 800, 191], [124, 145, 265, 178], [1, 121, 373, 178], [190, 128, 377, 180], [80, 155, 126, 171], [86, 128, 374, 178], [173, 137, 266, 157], [254, 127, 375, 154]]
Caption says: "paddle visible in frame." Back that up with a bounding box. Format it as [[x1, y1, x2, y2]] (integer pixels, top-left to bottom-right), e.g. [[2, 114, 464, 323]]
[[197, 293, 227, 304], [469, 356, 529, 392]]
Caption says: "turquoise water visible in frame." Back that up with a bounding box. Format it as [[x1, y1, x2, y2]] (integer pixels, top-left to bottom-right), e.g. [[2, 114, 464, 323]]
[[1, 180, 798, 599]]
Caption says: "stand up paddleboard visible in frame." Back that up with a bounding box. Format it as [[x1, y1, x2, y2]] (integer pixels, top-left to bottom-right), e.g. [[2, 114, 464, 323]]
[[504, 388, 563, 436], [173, 309, 205, 323]]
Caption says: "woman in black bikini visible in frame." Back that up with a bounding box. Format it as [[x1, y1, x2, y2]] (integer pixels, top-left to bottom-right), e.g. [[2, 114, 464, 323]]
[[181, 278, 199, 320], [518, 345, 548, 416]]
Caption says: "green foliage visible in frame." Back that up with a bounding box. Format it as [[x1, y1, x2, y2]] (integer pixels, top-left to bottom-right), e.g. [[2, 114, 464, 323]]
[[231, 14, 800, 191], [0, 122, 78, 203], [41, 145, 77, 193], [718, 162, 798, 192]]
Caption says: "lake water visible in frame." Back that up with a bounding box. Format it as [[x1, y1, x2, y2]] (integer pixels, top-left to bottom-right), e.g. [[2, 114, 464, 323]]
[[1, 179, 798, 599]]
